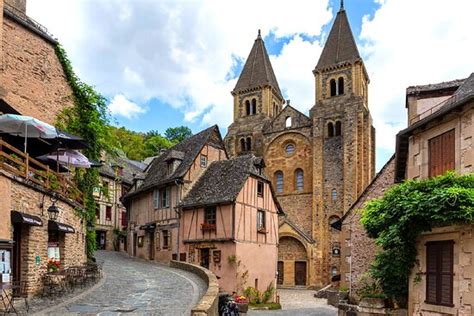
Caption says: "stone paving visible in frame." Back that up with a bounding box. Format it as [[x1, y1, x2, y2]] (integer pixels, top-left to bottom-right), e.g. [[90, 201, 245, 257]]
[[36, 251, 207, 315], [248, 289, 337, 316]]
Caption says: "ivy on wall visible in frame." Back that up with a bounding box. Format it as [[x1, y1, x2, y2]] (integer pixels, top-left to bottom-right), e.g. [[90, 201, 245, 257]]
[[361, 172, 474, 304], [54, 44, 112, 259]]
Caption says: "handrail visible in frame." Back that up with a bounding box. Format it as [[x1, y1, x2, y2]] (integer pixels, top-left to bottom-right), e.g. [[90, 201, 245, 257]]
[[410, 93, 468, 125], [0, 138, 83, 205]]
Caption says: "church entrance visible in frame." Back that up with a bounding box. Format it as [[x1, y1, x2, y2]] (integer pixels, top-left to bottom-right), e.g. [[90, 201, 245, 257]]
[[278, 236, 307, 287], [295, 261, 307, 286]]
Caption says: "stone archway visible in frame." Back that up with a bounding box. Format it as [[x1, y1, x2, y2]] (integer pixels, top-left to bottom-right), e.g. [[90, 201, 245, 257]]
[[278, 236, 308, 287]]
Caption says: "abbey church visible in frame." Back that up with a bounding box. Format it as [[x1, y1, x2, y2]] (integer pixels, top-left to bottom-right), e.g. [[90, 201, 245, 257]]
[[225, 5, 375, 288]]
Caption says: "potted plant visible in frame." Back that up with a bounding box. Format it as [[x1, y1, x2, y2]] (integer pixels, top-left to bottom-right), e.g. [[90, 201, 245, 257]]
[[357, 274, 386, 309], [234, 295, 249, 313], [47, 258, 60, 273]]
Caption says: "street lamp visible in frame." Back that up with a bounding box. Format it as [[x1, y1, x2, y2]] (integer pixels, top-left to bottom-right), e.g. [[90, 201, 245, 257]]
[[47, 201, 60, 221]]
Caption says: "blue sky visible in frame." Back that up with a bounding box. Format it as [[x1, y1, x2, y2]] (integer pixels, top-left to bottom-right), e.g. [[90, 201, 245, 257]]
[[29, 0, 474, 170]]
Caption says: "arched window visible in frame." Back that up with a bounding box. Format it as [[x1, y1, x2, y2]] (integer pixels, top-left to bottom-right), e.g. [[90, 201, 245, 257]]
[[251, 98, 257, 115], [330, 79, 337, 97], [338, 77, 344, 95], [240, 138, 246, 152], [275, 171, 284, 193], [295, 169, 304, 191], [332, 188, 337, 201], [285, 143, 295, 155], [328, 122, 334, 137], [246, 137, 252, 151], [335, 121, 342, 136], [245, 100, 251, 116], [285, 116, 292, 128]]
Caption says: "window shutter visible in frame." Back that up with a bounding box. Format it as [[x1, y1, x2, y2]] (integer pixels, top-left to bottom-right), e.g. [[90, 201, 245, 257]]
[[440, 242, 454, 306], [429, 130, 455, 177], [426, 243, 438, 304], [426, 241, 454, 306]]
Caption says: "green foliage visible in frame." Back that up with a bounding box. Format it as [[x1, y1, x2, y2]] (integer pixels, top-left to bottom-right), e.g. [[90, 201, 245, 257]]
[[244, 283, 275, 304], [55, 44, 111, 259], [164, 126, 192, 143], [357, 273, 386, 299], [361, 172, 474, 304]]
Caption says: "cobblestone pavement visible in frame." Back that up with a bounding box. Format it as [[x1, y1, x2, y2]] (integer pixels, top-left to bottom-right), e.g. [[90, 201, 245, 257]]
[[40, 251, 207, 315], [248, 289, 337, 316]]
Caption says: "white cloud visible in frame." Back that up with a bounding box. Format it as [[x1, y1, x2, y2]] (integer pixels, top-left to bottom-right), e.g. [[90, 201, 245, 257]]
[[108, 95, 146, 119]]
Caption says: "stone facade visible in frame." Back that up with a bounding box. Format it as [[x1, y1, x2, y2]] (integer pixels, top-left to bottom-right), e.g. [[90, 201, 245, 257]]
[[340, 157, 395, 299], [0, 3, 73, 125], [224, 8, 375, 288]]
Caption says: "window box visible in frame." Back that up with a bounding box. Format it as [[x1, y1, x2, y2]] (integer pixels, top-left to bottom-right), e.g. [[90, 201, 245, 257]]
[[201, 223, 216, 231]]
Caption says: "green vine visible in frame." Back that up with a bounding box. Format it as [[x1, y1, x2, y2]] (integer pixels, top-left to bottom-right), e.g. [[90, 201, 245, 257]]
[[361, 172, 474, 305], [54, 44, 112, 259]]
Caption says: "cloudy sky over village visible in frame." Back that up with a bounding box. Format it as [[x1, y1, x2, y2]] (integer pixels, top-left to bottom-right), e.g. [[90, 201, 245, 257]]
[[28, 0, 474, 169]]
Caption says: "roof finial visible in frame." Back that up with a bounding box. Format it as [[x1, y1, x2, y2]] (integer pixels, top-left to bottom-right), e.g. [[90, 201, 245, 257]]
[[257, 29, 261, 38], [340, 0, 344, 11]]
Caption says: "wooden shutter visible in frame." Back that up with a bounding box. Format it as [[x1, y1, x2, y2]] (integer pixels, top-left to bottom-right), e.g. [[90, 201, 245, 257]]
[[429, 130, 455, 177], [425, 241, 454, 306]]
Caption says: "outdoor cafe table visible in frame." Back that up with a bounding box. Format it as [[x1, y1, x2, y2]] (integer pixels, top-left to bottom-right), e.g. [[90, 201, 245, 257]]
[[0, 283, 19, 315]]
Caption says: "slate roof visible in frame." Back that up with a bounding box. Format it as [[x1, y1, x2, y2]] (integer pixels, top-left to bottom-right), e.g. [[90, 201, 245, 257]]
[[395, 73, 474, 182], [315, 8, 361, 71], [233, 31, 282, 97], [406, 78, 465, 95], [99, 155, 146, 185], [124, 125, 224, 198]]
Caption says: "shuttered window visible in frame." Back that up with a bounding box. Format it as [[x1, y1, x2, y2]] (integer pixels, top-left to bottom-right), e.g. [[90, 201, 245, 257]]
[[429, 130, 455, 177], [425, 240, 454, 306]]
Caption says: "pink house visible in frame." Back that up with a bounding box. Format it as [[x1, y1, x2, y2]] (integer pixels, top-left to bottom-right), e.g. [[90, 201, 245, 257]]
[[179, 155, 284, 294]]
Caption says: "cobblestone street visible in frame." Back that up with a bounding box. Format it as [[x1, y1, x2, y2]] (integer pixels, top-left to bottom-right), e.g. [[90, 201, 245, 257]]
[[39, 251, 207, 315], [248, 289, 337, 316]]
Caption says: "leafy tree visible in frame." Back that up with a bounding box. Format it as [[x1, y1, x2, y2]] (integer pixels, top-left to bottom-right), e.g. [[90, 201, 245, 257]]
[[144, 135, 172, 157], [165, 126, 192, 143], [361, 172, 474, 305]]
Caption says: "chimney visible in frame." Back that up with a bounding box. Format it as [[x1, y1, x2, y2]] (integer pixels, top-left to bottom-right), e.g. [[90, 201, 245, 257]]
[[4, 0, 26, 14]]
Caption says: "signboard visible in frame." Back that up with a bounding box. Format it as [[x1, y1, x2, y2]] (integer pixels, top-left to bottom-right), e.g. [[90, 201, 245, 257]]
[[35, 256, 41, 266], [0, 249, 11, 283]]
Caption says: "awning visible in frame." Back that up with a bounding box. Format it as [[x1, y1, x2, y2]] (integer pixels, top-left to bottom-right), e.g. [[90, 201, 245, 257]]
[[48, 220, 75, 233], [139, 223, 156, 231], [11, 211, 43, 226]]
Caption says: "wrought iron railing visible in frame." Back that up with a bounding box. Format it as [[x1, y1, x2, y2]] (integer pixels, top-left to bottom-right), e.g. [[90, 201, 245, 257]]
[[3, 2, 56, 40], [410, 93, 469, 125]]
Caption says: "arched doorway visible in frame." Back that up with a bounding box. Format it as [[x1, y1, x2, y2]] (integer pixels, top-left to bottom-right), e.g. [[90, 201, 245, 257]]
[[278, 236, 307, 286]]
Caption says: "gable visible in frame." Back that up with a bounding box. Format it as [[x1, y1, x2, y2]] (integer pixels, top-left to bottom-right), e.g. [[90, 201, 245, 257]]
[[266, 105, 311, 134]]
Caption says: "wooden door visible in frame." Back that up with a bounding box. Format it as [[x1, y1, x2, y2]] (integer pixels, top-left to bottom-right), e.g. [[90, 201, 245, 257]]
[[277, 261, 284, 285], [12, 224, 21, 282], [200, 248, 210, 269], [149, 231, 155, 260], [133, 233, 137, 257], [295, 261, 307, 286]]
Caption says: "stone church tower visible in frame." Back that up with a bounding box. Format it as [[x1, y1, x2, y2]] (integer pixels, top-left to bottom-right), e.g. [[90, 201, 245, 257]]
[[225, 4, 375, 288]]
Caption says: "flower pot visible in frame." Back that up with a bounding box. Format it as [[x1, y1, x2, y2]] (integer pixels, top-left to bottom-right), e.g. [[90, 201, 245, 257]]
[[236, 302, 249, 313], [359, 297, 386, 309]]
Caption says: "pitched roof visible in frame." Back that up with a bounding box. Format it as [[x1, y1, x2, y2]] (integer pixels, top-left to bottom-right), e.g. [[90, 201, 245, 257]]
[[179, 155, 265, 208], [406, 78, 465, 96], [124, 125, 225, 198], [395, 73, 474, 182], [233, 31, 282, 97], [99, 155, 146, 185], [315, 8, 361, 71]]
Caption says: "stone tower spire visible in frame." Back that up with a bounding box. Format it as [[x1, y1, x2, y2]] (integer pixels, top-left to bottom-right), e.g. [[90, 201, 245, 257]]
[[225, 31, 285, 158]]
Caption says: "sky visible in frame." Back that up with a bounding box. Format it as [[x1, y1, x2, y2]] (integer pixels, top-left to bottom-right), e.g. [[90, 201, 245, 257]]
[[27, 0, 474, 170]]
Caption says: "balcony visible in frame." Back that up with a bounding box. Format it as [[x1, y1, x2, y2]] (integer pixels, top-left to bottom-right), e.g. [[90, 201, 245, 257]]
[[201, 223, 216, 232], [0, 138, 83, 205]]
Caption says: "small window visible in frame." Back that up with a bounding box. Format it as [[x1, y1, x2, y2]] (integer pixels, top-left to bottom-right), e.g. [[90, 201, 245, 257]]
[[332, 188, 337, 201], [246, 137, 252, 151], [285, 143, 295, 155], [240, 138, 246, 152], [426, 240, 454, 306], [245, 100, 251, 116], [257, 210, 266, 231], [285, 116, 292, 128], [257, 181, 264, 197], [95, 205, 100, 219], [328, 122, 334, 137], [121, 211, 127, 227], [161, 187, 170, 208], [338, 77, 344, 95], [162, 230, 171, 250], [275, 171, 284, 193], [153, 189, 160, 209], [295, 169, 304, 191], [200, 155, 207, 168], [251, 98, 257, 114], [335, 121, 342, 136], [331, 266, 338, 276], [205, 206, 217, 225], [330, 79, 337, 97], [429, 129, 455, 177], [106, 205, 112, 221]]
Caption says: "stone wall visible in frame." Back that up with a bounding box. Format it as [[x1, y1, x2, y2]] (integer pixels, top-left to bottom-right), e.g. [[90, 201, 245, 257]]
[[170, 260, 218, 316], [1, 171, 86, 295], [0, 12, 73, 124], [340, 157, 395, 299]]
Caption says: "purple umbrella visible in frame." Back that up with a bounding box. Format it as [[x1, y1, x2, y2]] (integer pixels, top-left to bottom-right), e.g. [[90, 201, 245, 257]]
[[37, 150, 91, 169]]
